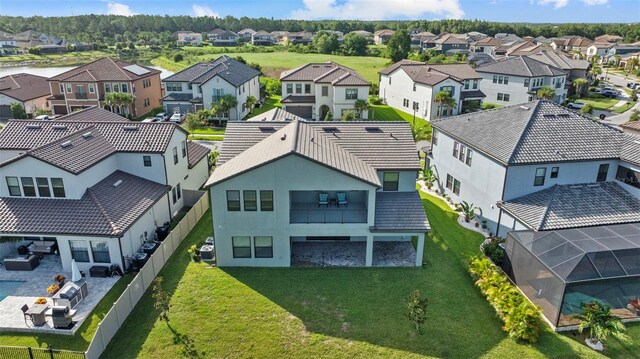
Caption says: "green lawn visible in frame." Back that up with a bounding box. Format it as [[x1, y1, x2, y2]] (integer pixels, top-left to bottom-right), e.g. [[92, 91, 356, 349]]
[[579, 97, 620, 110], [0, 274, 133, 351], [369, 105, 432, 140], [187, 134, 224, 141], [100, 193, 639, 358], [186, 127, 225, 135], [612, 101, 636, 114], [152, 52, 389, 83], [250, 95, 282, 116]]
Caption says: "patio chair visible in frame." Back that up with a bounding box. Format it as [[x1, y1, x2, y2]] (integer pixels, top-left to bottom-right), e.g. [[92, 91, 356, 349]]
[[318, 193, 329, 207], [337, 192, 348, 207], [21, 304, 32, 326]]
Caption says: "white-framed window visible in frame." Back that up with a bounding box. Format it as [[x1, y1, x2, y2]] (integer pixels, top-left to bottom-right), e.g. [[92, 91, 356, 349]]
[[6, 177, 21, 196], [432, 130, 438, 146], [453, 141, 459, 158], [143, 155, 152, 167], [321, 86, 328, 96], [232, 236, 251, 258], [70, 240, 90, 262], [121, 83, 128, 93], [173, 147, 178, 164], [295, 84, 302, 94], [59, 83, 64, 94], [227, 190, 241, 211], [105, 83, 111, 93], [472, 80, 478, 89], [66, 84, 72, 93], [89, 84, 95, 93], [464, 80, 469, 89], [91, 241, 110, 263], [254, 236, 273, 258], [181, 141, 187, 158], [534, 167, 546, 186], [345, 89, 358, 100], [286, 84, 293, 94], [113, 83, 120, 92]]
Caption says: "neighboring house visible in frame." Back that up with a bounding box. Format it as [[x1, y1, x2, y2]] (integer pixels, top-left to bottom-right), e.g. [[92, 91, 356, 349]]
[[423, 34, 470, 55], [175, 31, 202, 46], [271, 31, 290, 45], [205, 120, 429, 267], [550, 36, 593, 52], [619, 52, 640, 70], [348, 30, 374, 43], [427, 100, 640, 236], [0, 74, 51, 119], [621, 121, 640, 136], [373, 29, 395, 45], [595, 34, 624, 43], [246, 108, 305, 122], [325, 30, 345, 43], [237, 28, 257, 42], [467, 53, 495, 68], [494, 33, 523, 43], [0, 106, 210, 273], [48, 57, 162, 117], [586, 42, 616, 61], [207, 29, 239, 46], [279, 62, 370, 120], [161, 55, 260, 120], [475, 56, 568, 105], [284, 31, 314, 45], [378, 60, 484, 120], [412, 31, 437, 47], [464, 31, 488, 42], [251, 30, 275, 46], [525, 50, 590, 83], [0, 36, 19, 55], [470, 37, 504, 55], [534, 36, 550, 44]]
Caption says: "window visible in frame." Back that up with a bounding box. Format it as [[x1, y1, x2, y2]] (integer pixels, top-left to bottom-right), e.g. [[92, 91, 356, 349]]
[[459, 145, 466, 162], [453, 141, 459, 158], [227, 190, 241, 211], [493, 75, 498, 83], [166, 83, 183, 92], [113, 83, 120, 92], [403, 98, 409, 107], [286, 84, 293, 94], [472, 80, 478, 89], [36, 177, 51, 197], [497, 93, 503, 101], [345, 89, 358, 100], [413, 83, 417, 91], [534, 167, 546, 186], [440, 86, 454, 96], [464, 80, 469, 90], [51, 178, 65, 198], [504, 76, 509, 85], [465, 149, 473, 166], [59, 84, 64, 93], [188, 83, 193, 90], [243, 190, 257, 211], [20, 177, 36, 197], [321, 86, 328, 96], [413, 101, 419, 111], [173, 147, 178, 164], [503, 94, 510, 102], [66, 84, 72, 93], [142, 155, 152, 167], [254, 236, 273, 258], [232, 236, 251, 258], [6, 177, 21, 196], [304, 84, 311, 94], [91, 241, 110, 263], [69, 241, 90, 262], [524, 78, 530, 87], [172, 187, 177, 204], [388, 77, 391, 85], [498, 76, 504, 84], [181, 141, 187, 158], [453, 179, 461, 195], [551, 167, 559, 178], [432, 130, 439, 146], [88, 84, 95, 94], [295, 84, 302, 94], [260, 190, 274, 211], [105, 83, 111, 93], [446, 174, 453, 190], [383, 172, 399, 191], [616, 165, 640, 189], [597, 164, 609, 182]]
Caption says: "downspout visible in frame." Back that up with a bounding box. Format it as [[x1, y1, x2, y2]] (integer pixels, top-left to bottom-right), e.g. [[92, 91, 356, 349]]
[[495, 165, 509, 237], [117, 235, 126, 271], [161, 153, 173, 220]]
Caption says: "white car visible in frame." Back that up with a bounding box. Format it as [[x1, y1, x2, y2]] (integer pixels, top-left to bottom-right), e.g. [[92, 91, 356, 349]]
[[34, 115, 51, 120], [567, 101, 586, 109], [169, 113, 185, 123], [142, 117, 157, 123], [155, 112, 169, 121]]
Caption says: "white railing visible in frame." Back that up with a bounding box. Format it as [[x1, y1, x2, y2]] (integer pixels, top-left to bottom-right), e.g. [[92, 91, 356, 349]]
[[84, 194, 209, 359]]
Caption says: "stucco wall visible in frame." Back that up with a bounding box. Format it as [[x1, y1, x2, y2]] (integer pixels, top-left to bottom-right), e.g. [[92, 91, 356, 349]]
[[115, 153, 166, 184], [162, 129, 189, 216], [184, 156, 210, 191]]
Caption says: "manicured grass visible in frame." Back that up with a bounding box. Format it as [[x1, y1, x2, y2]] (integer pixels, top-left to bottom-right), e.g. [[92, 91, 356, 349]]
[[612, 101, 636, 114], [578, 97, 620, 110], [369, 104, 432, 140], [100, 194, 638, 358], [152, 52, 389, 83], [0, 274, 133, 351], [187, 134, 224, 141], [186, 127, 225, 135], [250, 95, 282, 117]]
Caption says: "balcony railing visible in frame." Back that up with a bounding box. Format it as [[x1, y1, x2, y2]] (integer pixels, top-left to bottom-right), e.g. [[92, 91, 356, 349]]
[[290, 202, 367, 224], [75, 92, 88, 99]]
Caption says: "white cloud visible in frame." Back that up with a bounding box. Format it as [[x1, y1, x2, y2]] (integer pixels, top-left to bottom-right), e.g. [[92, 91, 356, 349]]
[[537, 0, 569, 8], [192, 4, 219, 17], [107, 2, 137, 16], [291, 0, 464, 20], [582, 0, 608, 5]]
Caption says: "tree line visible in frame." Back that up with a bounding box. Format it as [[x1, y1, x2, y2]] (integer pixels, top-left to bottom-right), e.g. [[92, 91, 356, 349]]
[[0, 15, 638, 45]]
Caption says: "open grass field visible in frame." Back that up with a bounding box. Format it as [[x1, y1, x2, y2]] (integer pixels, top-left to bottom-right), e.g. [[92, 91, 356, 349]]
[[152, 52, 389, 83], [99, 193, 639, 358]]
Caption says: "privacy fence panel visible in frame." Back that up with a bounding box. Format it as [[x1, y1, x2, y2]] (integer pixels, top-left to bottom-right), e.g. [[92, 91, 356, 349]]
[[85, 336, 103, 359], [128, 274, 144, 305], [140, 258, 156, 290], [97, 307, 120, 354], [114, 288, 133, 327], [151, 248, 165, 274], [162, 240, 173, 263]]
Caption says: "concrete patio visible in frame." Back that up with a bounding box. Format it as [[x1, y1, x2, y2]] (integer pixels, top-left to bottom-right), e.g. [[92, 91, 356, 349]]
[[291, 241, 416, 267], [0, 255, 120, 335]]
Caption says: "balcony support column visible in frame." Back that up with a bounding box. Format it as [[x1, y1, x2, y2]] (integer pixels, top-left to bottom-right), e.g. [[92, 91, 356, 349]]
[[365, 234, 373, 267], [415, 233, 425, 267]]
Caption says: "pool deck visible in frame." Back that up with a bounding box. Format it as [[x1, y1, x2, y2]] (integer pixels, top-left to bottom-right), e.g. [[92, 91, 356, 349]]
[[0, 255, 119, 335]]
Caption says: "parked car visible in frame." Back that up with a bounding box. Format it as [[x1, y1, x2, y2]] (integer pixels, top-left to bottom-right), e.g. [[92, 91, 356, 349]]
[[142, 117, 157, 123], [627, 82, 638, 88], [34, 115, 51, 121], [601, 90, 620, 98], [567, 101, 586, 109], [170, 113, 185, 123], [155, 112, 169, 121]]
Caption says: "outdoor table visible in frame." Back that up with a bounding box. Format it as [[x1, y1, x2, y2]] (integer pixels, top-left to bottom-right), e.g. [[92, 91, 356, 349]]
[[26, 304, 49, 326]]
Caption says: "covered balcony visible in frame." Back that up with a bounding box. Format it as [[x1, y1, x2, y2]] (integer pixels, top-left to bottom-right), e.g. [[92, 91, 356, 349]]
[[289, 190, 368, 224]]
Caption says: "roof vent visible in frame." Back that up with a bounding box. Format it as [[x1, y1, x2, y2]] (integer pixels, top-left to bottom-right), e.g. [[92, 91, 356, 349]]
[[82, 131, 93, 139], [26, 124, 42, 129], [52, 125, 67, 130], [365, 126, 382, 132], [586, 184, 601, 188], [557, 113, 570, 117], [259, 126, 275, 132], [519, 106, 530, 110], [280, 134, 287, 141], [113, 179, 123, 188], [60, 141, 72, 148], [322, 126, 338, 132], [569, 185, 584, 189], [123, 125, 139, 131], [542, 114, 556, 118]]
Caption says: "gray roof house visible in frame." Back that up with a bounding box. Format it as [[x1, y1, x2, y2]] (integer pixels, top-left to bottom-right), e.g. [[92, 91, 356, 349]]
[[161, 56, 260, 120], [0, 106, 210, 273], [205, 120, 429, 267]]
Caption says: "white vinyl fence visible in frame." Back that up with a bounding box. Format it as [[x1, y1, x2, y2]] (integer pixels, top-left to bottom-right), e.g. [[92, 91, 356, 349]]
[[84, 194, 209, 359]]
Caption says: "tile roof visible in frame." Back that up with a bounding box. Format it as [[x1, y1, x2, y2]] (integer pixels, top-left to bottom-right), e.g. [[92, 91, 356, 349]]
[[56, 106, 129, 122], [49, 57, 159, 82], [280, 62, 369, 85], [432, 101, 623, 165], [595, 34, 624, 43], [526, 50, 590, 71], [162, 55, 259, 87], [162, 92, 194, 102], [460, 90, 486, 99], [246, 108, 305, 122], [473, 36, 504, 46], [432, 34, 469, 45], [476, 56, 566, 77], [621, 134, 640, 166], [281, 95, 316, 103], [0, 171, 170, 236], [187, 141, 210, 168], [621, 121, 640, 133], [500, 182, 640, 231], [0, 73, 50, 102], [379, 61, 481, 85], [373, 191, 430, 232]]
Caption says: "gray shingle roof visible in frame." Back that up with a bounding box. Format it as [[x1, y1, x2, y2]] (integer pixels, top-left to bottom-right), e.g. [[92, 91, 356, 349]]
[[373, 192, 430, 232], [527, 50, 590, 71], [500, 182, 640, 231], [476, 56, 566, 77], [379, 61, 480, 86], [432, 101, 623, 165], [280, 62, 369, 85], [246, 108, 305, 122], [162, 56, 260, 87], [621, 134, 640, 166], [0, 171, 170, 236], [187, 141, 210, 168]]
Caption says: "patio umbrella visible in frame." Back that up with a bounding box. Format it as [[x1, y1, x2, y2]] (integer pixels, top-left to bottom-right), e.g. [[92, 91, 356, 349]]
[[71, 259, 82, 282]]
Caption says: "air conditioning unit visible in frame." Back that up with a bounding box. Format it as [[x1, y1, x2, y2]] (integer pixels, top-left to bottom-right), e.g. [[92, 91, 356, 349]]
[[200, 245, 215, 262]]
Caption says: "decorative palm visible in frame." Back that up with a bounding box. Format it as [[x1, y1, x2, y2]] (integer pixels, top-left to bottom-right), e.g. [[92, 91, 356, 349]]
[[590, 65, 602, 78], [460, 201, 482, 222], [353, 99, 369, 119], [210, 94, 238, 125], [434, 91, 456, 117], [422, 166, 437, 189], [536, 86, 555, 100], [572, 78, 588, 96], [244, 95, 257, 113], [573, 301, 629, 348], [104, 92, 135, 115]]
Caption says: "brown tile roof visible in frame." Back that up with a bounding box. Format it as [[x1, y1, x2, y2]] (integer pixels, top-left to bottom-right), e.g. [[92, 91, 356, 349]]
[[473, 36, 504, 46], [379, 61, 480, 85], [187, 141, 210, 168], [49, 57, 160, 82], [432, 34, 468, 45], [281, 95, 316, 103], [595, 34, 623, 43], [57, 106, 129, 122], [374, 29, 395, 36], [0, 73, 50, 102], [621, 121, 640, 132], [280, 62, 369, 85]]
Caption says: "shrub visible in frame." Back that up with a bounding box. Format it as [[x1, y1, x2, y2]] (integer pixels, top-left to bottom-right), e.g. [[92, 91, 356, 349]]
[[187, 244, 201, 262], [369, 96, 384, 105], [580, 103, 593, 114], [483, 237, 506, 266], [404, 290, 429, 333], [482, 103, 500, 110], [630, 109, 640, 122], [369, 83, 379, 96], [173, 53, 184, 62]]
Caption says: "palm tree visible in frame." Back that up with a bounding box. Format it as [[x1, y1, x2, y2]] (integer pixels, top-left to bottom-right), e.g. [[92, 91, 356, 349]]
[[626, 57, 639, 72], [573, 301, 629, 350], [590, 65, 602, 79], [422, 165, 438, 190], [434, 91, 456, 117], [459, 201, 482, 222], [104, 92, 136, 116], [536, 86, 555, 101], [353, 99, 369, 119], [244, 95, 257, 114], [210, 94, 238, 126], [572, 78, 588, 96]]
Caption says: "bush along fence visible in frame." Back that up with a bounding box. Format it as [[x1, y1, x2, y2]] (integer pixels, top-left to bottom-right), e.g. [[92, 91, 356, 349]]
[[468, 255, 543, 343], [84, 194, 210, 359], [0, 346, 85, 359]]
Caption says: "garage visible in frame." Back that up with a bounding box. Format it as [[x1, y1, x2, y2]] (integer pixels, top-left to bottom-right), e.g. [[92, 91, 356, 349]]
[[53, 105, 68, 115], [285, 105, 313, 119], [0, 105, 11, 120]]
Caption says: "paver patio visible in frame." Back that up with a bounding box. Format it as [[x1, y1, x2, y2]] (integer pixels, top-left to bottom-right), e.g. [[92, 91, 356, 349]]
[[291, 241, 416, 267]]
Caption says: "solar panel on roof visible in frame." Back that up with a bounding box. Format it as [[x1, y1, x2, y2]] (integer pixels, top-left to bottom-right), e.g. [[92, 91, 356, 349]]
[[123, 64, 150, 76]]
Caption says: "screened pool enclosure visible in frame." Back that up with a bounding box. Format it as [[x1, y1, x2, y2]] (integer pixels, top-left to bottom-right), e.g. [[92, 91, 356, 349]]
[[503, 223, 640, 329]]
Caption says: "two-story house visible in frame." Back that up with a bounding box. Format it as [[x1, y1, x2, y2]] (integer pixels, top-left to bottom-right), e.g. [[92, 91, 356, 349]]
[[550, 36, 594, 52], [470, 36, 504, 55], [205, 119, 429, 267], [251, 30, 275, 46], [373, 29, 395, 45], [586, 43, 617, 62], [47, 57, 162, 118], [0, 106, 210, 273], [424, 34, 470, 55], [427, 100, 640, 236], [207, 29, 239, 46], [378, 60, 485, 120], [175, 31, 202, 46], [595, 34, 624, 44], [161, 56, 260, 120], [284, 32, 314, 45], [475, 56, 568, 105], [0, 74, 51, 120], [280, 62, 370, 121], [237, 29, 256, 42]]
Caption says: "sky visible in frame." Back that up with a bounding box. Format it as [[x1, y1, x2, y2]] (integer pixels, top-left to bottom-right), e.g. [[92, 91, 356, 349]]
[[0, 0, 638, 23]]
